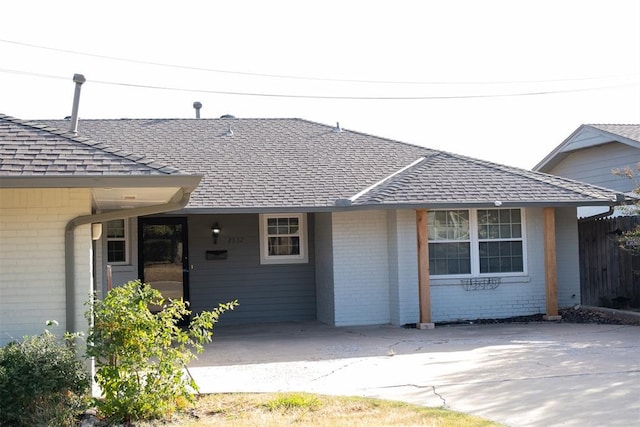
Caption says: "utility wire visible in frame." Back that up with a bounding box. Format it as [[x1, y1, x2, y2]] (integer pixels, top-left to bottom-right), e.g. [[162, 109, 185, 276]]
[[1, 68, 636, 100], [1, 38, 637, 86]]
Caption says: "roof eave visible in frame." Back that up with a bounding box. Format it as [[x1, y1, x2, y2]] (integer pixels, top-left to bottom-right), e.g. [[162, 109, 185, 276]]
[[176, 198, 620, 214], [0, 174, 203, 192], [533, 124, 587, 172]]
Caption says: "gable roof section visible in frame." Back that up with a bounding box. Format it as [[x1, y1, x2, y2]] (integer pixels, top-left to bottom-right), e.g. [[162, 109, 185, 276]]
[[534, 124, 640, 173], [38, 117, 623, 211], [1, 114, 202, 210], [348, 152, 621, 208], [0, 114, 182, 177]]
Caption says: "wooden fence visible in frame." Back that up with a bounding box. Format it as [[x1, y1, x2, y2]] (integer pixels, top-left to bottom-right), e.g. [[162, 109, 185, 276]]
[[578, 216, 640, 308]]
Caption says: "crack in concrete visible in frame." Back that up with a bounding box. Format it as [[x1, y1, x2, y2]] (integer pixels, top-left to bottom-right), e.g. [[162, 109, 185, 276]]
[[379, 383, 447, 407], [309, 359, 362, 383]]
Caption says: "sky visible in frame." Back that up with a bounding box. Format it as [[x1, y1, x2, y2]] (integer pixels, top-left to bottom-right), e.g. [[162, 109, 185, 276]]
[[1, 0, 639, 169]]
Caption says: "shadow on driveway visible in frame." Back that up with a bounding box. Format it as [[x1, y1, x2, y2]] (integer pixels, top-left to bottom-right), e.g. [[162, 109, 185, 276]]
[[188, 321, 640, 427]]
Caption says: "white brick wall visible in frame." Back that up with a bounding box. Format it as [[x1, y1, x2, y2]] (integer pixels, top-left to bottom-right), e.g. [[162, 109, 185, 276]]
[[554, 207, 581, 307], [327, 207, 572, 325], [407, 208, 548, 323], [387, 210, 419, 325], [332, 211, 390, 326], [0, 188, 92, 345]]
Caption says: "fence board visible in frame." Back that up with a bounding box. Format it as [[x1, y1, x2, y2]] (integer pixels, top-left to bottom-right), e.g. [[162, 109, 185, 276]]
[[578, 216, 640, 307]]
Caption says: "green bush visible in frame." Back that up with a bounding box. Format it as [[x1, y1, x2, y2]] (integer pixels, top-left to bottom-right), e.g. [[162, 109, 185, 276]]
[[86, 280, 237, 423], [0, 329, 90, 427]]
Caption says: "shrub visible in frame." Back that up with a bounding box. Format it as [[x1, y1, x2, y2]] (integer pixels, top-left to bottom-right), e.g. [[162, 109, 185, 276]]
[[0, 328, 90, 427], [86, 280, 237, 423]]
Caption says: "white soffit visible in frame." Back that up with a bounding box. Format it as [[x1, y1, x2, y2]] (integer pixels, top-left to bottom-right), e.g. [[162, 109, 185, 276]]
[[93, 187, 182, 210]]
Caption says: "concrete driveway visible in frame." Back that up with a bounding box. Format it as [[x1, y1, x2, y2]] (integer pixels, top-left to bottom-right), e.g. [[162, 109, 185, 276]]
[[188, 322, 640, 427]]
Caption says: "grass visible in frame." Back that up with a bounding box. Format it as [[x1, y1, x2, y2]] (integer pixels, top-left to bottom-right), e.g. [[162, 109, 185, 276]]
[[135, 392, 502, 426]]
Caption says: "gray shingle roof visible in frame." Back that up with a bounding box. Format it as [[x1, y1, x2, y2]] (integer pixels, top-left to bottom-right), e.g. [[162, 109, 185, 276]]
[[350, 152, 620, 207], [588, 124, 640, 144], [35, 117, 622, 210], [0, 114, 183, 176]]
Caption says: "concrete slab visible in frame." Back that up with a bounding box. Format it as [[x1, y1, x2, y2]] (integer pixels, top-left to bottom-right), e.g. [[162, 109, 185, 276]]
[[187, 322, 640, 427]]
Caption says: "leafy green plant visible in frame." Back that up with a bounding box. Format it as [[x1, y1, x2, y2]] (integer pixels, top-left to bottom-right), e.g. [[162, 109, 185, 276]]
[[613, 163, 640, 255], [0, 326, 90, 427], [85, 280, 237, 423]]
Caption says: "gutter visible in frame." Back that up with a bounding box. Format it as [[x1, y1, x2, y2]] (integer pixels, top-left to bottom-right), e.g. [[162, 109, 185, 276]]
[[64, 190, 192, 334], [578, 206, 615, 223]]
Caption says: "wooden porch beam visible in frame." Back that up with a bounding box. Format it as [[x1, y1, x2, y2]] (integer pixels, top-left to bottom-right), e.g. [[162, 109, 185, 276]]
[[416, 209, 434, 328], [543, 207, 561, 320]]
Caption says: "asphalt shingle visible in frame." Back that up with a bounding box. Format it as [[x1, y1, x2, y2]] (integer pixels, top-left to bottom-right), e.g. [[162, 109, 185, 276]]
[[587, 124, 640, 144], [0, 114, 184, 176], [32, 117, 621, 210]]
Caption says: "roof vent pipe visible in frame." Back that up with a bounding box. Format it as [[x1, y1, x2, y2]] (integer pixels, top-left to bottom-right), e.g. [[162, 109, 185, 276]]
[[69, 74, 86, 134], [333, 122, 343, 133], [193, 101, 202, 119]]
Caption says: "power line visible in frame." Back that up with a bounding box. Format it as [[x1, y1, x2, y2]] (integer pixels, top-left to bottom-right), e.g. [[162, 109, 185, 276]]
[[1, 38, 637, 86], [0, 67, 636, 100]]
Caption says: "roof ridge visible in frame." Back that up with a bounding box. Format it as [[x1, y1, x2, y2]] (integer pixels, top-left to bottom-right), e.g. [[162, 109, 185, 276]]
[[342, 153, 443, 204], [1, 114, 184, 175]]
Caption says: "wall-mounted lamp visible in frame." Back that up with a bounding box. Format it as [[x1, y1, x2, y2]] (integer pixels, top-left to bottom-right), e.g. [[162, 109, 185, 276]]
[[211, 222, 221, 244], [91, 223, 103, 241]]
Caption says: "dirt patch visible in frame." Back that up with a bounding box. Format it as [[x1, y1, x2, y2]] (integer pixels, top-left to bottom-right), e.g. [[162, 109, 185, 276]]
[[428, 306, 640, 327], [559, 306, 640, 326]]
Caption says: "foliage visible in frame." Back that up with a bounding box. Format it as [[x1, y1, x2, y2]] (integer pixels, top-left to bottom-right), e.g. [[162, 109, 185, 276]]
[[613, 163, 640, 255], [265, 393, 320, 411], [149, 393, 501, 426], [85, 280, 237, 423], [0, 326, 91, 427]]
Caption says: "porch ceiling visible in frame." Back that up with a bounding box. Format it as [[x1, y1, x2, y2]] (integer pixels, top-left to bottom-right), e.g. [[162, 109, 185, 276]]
[[93, 186, 183, 210]]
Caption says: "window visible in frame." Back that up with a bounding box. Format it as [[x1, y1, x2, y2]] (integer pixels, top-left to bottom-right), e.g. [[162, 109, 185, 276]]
[[259, 213, 308, 264], [477, 209, 523, 273], [106, 219, 128, 264], [428, 209, 525, 276], [428, 210, 471, 275]]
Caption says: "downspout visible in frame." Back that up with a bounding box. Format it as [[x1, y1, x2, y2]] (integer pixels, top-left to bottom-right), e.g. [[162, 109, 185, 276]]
[[64, 191, 192, 334]]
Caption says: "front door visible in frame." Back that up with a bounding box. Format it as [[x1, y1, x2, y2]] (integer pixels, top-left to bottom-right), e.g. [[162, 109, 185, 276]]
[[138, 217, 189, 312]]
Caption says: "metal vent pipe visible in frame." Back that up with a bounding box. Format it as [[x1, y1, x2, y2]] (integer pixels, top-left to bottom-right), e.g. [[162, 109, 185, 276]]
[[69, 74, 86, 134], [193, 101, 202, 119]]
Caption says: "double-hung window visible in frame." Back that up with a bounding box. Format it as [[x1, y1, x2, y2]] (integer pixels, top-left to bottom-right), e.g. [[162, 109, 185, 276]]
[[106, 219, 128, 264], [477, 209, 523, 273], [259, 213, 308, 264], [428, 209, 525, 276], [428, 210, 471, 275]]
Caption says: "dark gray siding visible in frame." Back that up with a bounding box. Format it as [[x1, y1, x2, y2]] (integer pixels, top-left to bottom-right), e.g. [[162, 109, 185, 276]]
[[187, 213, 316, 324]]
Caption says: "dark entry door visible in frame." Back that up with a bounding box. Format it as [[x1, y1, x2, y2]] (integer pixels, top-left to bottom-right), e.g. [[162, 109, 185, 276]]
[[138, 217, 189, 311]]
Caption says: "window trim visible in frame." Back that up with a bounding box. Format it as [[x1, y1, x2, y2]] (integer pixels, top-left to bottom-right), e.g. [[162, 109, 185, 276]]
[[105, 218, 129, 265], [259, 213, 309, 265], [428, 208, 527, 278]]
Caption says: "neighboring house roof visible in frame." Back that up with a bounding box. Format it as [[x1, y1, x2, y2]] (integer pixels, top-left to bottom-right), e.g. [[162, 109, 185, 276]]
[[534, 124, 640, 173], [0, 114, 201, 210], [35, 117, 623, 212]]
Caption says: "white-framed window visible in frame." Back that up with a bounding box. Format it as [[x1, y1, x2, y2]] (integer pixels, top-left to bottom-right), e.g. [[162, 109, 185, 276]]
[[259, 213, 308, 264], [428, 208, 525, 277], [106, 219, 128, 264]]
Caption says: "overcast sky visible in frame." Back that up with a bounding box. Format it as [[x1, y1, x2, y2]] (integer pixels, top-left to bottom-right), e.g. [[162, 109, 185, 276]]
[[1, 0, 639, 169]]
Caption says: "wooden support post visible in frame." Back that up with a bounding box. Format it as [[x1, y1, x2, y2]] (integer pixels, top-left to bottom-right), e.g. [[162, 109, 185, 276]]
[[543, 207, 561, 320], [416, 209, 434, 329]]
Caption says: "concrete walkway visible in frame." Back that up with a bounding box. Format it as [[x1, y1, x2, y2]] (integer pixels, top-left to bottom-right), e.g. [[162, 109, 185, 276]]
[[188, 322, 640, 427]]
